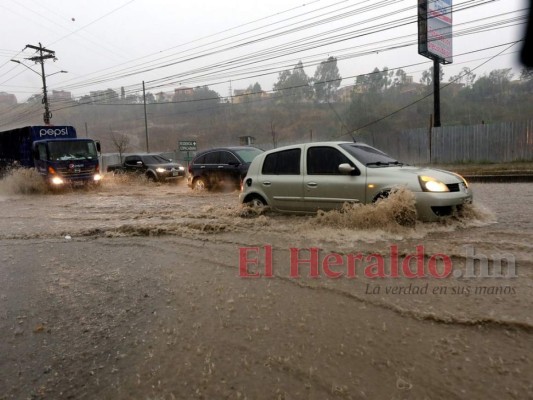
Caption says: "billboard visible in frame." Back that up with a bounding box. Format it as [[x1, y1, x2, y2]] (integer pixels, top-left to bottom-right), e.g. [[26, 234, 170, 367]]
[[418, 0, 453, 64]]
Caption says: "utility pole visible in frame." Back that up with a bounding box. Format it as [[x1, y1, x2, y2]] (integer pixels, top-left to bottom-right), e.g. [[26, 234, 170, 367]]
[[26, 43, 56, 125], [143, 81, 149, 153]]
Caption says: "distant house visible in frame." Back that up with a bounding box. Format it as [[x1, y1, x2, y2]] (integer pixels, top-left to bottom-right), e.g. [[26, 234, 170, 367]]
[[0, 92, 17, 106], [50, 90, 72, 102], [90, 89, 118, 103], [232, 88, 270, 104], [174, 87, 194, 96], [155, 91, 174, 102], [232, 89, 247, 103], [399, 82, 425, 95], [336, 86, 355, 103]]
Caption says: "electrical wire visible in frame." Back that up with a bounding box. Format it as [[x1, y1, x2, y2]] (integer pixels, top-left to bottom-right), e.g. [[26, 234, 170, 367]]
[[0, 1, 525, 128]]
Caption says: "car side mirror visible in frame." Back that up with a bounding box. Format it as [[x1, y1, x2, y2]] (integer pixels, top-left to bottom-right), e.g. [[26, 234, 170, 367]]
[[338, 163, 360, 176]]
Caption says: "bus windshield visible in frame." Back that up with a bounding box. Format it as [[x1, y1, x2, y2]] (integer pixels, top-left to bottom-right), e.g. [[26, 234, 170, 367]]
[[48, 141, 98, 161]]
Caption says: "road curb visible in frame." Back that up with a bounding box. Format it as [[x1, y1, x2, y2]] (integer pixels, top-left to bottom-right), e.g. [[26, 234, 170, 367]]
[[464, 174, 533, 183]]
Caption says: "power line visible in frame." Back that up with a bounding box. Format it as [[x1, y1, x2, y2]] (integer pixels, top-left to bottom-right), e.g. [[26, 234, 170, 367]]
[[42, 40, 526, 111], [0, 1, 525, 127], [32, 0, 496, 93]]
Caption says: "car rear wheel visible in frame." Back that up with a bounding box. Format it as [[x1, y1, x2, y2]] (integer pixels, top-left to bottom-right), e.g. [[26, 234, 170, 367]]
[[193, 177, 208, 191], [111, 169, 124, 176]]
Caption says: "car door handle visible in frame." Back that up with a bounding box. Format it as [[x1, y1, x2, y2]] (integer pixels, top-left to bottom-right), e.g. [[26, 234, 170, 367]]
[[306, 182, 318, 187], [262, 181, 271, 186], [218, 165, 224, 168], [200, 165, 205, 168]]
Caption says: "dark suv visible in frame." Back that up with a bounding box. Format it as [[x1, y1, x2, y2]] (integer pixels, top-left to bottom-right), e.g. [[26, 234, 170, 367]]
[[188, 146, 263, 190]]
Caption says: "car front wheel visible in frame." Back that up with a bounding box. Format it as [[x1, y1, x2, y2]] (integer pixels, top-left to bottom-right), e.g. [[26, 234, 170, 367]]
[[193, 177, 208, 191], [246, 195, 267, 207], [146, 172, 158, 182]]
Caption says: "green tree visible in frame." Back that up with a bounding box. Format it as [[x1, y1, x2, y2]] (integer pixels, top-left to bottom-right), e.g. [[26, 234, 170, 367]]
[[420, 66, 444, 86], [244, 82, 263, 103], [467, 69, 513, 101], [145, 92, 156, 104], [273, 61, 312, 103], [519, 67, 533, 92], [192, 86, 220, 103], [462, 67, 476, 88], [520, 67, 533, 81], [368, 67, 385, 93], [250, 82, 262, 93], [124, 94, 139, 103], [313, 56, 342, 102], [381, 67, 393, 90], [393, 69, 408, 87], [488, 68, 513, 94]]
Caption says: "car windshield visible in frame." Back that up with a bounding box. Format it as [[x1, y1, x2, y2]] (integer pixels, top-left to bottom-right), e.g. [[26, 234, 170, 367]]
[[339, 143, 401, 166], [233, 148, 263, 163], [48, 140, 97, 161], [141, 155, 171, 164]]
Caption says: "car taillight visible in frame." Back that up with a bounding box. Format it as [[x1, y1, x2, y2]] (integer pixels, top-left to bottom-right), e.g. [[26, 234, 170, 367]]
[[48, 166, 56, 174]]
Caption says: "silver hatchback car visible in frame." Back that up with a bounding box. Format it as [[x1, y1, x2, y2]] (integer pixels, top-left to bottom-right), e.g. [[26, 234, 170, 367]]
[[239, 142, 473, 221]]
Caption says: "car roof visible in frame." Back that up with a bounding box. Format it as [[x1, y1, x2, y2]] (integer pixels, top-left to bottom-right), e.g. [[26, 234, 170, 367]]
[[197, 146, 261, 152], [259, 141, 369, 154], [125, 153, 166, 156], [193, 146, 262, 157]]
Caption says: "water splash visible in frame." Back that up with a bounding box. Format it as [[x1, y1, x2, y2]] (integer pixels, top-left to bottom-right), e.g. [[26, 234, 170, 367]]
[[310, 187, 418, 230], [0, 168, 49, 195]]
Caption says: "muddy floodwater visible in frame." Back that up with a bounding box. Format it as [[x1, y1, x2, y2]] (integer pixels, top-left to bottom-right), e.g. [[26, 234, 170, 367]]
[[0, 170, 532, 399]]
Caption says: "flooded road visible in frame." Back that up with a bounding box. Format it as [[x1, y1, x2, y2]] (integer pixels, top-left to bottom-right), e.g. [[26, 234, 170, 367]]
[[0, 171, 532, 399]]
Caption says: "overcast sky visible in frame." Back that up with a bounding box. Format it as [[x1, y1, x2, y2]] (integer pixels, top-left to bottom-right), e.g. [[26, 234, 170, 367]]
[[0, 0, 528, 103]]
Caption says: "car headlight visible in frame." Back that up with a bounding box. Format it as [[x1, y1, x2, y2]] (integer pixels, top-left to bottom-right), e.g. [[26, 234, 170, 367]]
[[178, 166, 185, 171], [51, 176, 64, 185], [156, 167, 166, 173], [419, 176, 449, 192], [93, 174, 102, 181], [451, 172, 469, 188]]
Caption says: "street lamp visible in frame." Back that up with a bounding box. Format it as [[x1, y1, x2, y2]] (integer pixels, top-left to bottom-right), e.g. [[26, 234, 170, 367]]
[[10, 43, 66, 125], [11, 60, 67, 77]]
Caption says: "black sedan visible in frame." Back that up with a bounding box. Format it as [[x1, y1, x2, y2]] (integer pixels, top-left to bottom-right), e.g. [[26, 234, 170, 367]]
[[107, 154, 186, 182]]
